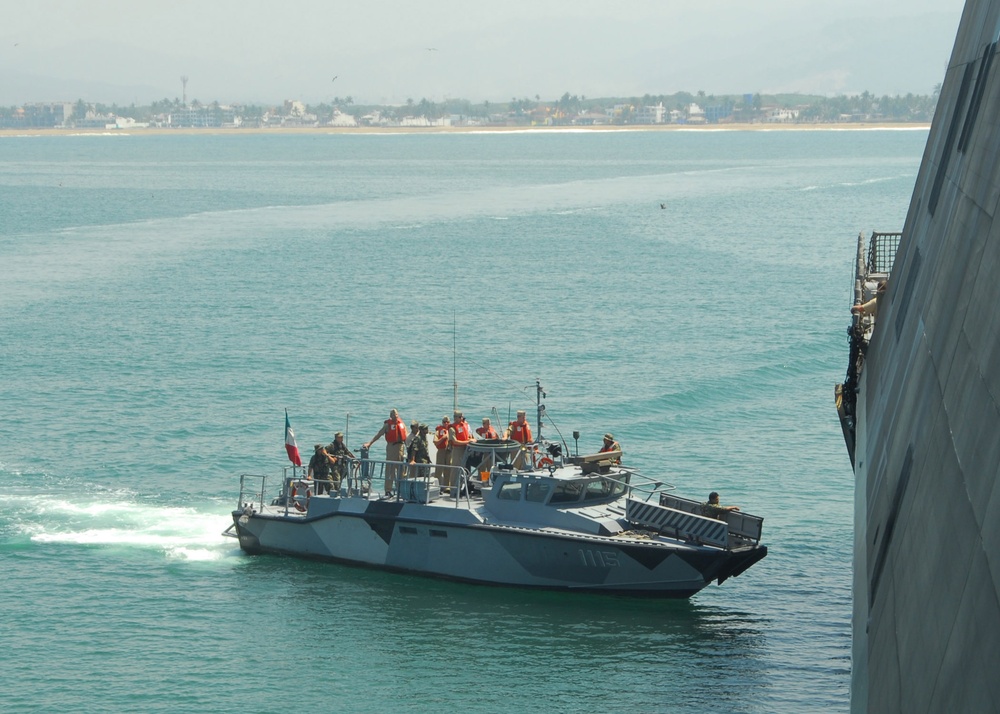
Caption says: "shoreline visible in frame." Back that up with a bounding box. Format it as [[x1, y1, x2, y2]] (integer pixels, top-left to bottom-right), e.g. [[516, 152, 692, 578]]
[[0, 122, 930, 138]]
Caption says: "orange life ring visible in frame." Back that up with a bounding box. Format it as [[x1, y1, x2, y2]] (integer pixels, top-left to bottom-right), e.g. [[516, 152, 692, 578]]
[[291, 483, 311, 512], [537, 457, 554, 468]]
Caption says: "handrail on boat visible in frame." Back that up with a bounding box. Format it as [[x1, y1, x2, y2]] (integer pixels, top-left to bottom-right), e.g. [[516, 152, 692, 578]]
[[236, 459, 478, 513], [235, 458, 678, 517], [619, 468, 676, 502]]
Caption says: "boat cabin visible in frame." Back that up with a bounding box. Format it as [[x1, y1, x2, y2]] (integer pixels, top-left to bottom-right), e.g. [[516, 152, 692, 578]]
[[485, 467, 629, 507]]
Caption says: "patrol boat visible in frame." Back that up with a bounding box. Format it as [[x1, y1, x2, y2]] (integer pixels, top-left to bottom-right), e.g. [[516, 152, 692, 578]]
[[225, 398, 767, 597]]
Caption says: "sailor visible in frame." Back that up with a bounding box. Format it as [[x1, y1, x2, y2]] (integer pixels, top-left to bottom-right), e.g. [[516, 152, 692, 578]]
[[405, 420, 421, 450], [364, 409, 408, 496], [851, 280, 887, 318], [506, 410, 533, 444], [476, 417, 499, 440], [507, 410, 533, 468], [599, 433, 622, 464], [325, 431, 354, 491], [703, 491, 740, 520], [448, 410, 475, 492], [407, 423, 432, 478], [307, 444, 335, 495], [432, 415, 451, 486]]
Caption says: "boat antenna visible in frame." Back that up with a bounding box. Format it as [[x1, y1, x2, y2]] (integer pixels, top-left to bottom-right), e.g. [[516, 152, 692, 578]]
[[536, 379, 546, 441], [345, 412, 350, 449], [453, 311, 458, 411]]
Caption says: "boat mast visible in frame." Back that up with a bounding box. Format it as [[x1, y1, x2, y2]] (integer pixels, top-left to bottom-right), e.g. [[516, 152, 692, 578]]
[[453, 312, 458, 411], [535, 379, 546, 441]]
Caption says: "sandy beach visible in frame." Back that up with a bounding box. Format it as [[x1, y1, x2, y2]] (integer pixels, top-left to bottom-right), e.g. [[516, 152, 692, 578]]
[[0, 122, 930, 138]]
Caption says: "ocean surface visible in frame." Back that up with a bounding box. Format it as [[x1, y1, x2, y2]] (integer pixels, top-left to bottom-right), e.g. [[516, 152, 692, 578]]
[[0, 128, 925, 713]]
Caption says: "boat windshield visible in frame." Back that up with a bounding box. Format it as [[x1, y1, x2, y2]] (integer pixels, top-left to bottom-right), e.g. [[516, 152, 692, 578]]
[[494, 473, 628, 505]]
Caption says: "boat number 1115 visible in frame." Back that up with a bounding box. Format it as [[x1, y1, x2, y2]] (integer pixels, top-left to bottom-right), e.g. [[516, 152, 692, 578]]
[[578, 549, 619, 567]]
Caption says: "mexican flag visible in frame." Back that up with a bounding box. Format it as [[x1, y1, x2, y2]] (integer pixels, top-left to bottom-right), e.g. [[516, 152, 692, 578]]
[[284, 410, 302, 466]]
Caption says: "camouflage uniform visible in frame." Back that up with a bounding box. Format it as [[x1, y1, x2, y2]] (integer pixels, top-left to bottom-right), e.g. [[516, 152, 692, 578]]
[[407, 427, 431, 479], [325, 436, 354, 491]]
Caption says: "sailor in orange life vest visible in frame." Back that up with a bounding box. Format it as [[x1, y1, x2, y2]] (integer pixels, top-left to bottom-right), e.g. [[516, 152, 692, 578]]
[[447, 411, 476, 491], [506, 410, 533, 443], [599, 432, 622, 464], [432, 415, 451, 484], [507, 410, 533, 468], [476, 417, 499, 440], [364, 408, 408, 496]]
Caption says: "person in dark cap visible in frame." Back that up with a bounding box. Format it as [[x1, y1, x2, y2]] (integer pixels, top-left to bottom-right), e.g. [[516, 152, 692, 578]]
[[308, 443, 335, 495], [703, 491, 740, 520], [325, 431, 354, 493], [407, 423, 432, 478], [599, 433, 622, 464], [405, 419, 421, 451]]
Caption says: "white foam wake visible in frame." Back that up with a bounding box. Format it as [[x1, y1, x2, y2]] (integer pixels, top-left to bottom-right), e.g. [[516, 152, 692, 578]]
[[4, 492, 238, 562]]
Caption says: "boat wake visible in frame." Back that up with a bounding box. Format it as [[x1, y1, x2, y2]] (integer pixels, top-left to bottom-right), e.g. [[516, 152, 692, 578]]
[[1, 491, 237, 562]]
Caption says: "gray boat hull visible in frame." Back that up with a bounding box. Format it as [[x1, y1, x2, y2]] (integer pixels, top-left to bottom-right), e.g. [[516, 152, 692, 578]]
[[232, 496, 764, 597]]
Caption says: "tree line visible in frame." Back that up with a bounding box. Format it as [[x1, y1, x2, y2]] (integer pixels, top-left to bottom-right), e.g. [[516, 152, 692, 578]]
[[1, 87, 943, 125]]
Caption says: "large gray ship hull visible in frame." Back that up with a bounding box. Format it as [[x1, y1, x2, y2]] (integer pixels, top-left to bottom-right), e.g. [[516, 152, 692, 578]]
[[846, 1, 1000, 710]]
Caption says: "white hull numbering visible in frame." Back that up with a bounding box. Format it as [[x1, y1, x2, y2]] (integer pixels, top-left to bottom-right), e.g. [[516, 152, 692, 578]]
[[225, 438, 766, 598]]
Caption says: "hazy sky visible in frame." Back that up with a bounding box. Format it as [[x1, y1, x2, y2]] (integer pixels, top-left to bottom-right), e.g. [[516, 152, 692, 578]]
[[0, 0, 967, 106]]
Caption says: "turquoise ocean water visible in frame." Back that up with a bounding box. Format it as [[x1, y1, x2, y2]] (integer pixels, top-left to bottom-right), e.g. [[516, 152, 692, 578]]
[[0, 128, 924, 713]]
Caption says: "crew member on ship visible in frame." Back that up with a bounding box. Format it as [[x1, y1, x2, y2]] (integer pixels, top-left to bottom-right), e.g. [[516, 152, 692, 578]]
[[448, 411, 475, 493], [506, 410, 533, 443], [325, 431, 354, 492], [476, 417, 499, 440], [407, 423, 432, 479], [506, 410, 533, 468], [599, 433, 622, 464], [364, 408, 408, 496], [432, 415, 451, 486]]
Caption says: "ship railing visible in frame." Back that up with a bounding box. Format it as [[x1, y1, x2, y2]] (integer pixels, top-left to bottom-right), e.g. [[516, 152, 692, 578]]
[[352, 457, 475, 506], [237, 473, 269, 511], [620, 468, 677, 502], [866, 230, 901, 275], [651, 493, 764, 548], [235, 471, 312, 517], [839, 230, 901, 467]]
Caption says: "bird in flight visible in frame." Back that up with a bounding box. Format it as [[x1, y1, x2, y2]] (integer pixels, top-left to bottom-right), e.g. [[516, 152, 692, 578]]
[[426, 47, 438, 51], [660, 203, 666, 209], [332, 76, 338, 82]]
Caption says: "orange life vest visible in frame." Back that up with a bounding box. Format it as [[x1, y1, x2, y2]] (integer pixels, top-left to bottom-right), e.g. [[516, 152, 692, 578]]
[[476, 425, 499, 439], [600, 441, 621, 463], [434, 424, 449, 449], [509, 420, 532, 444], [385, 418, 407, 444], [452, 420, 472, 443]]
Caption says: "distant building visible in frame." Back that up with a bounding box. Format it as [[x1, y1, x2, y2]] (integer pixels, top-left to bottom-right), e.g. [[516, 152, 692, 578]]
[[327, 110, 357, 127], [283, 100, 307, 117], [635, 102, 666, 124], [109, 116, 149, 130], [0, 102, 73, 128], [766, 107, 799, 123], [573, 110, 609, 126], [704, 103, 734, 123], [686, 103, 706, 124], [75, 109, 116, 128]]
